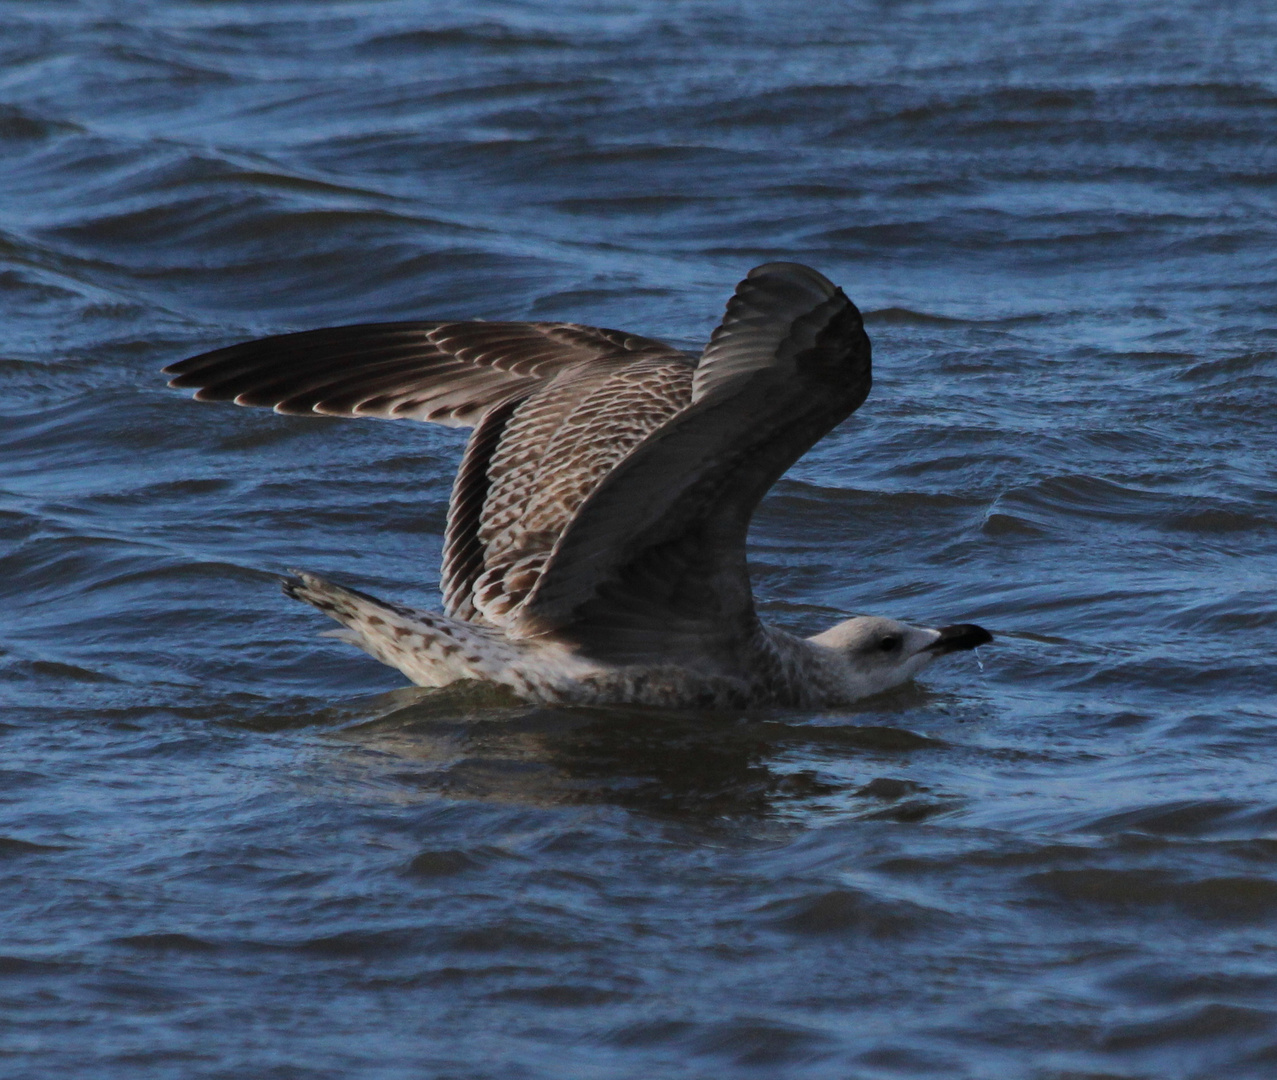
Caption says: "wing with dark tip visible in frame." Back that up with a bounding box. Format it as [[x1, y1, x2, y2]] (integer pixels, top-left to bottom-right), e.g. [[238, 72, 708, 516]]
[[164, 317, 694, 623], [512, 263, 872, 666], [163, 320, 685, 428]]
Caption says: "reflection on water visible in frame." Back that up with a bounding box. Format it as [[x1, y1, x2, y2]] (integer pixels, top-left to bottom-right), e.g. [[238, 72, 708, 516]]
[[323, 683, 953, 820]]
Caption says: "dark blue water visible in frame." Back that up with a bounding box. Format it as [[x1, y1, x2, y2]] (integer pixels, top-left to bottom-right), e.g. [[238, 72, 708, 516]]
[[3, 2, 1276, 1077]]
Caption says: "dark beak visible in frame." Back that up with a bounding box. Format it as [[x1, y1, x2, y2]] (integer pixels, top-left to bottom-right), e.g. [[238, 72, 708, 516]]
[[925, 623, 993, 655]]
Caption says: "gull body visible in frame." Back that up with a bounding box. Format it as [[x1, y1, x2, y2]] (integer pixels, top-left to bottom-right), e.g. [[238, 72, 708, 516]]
[[166, 263, 990, 707]]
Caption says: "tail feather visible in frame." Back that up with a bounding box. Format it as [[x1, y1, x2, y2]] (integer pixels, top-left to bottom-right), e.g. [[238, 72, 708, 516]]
[[281, 570, 520, 688]]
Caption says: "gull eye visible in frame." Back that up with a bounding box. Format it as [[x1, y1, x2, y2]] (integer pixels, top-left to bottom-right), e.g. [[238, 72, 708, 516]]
[[878, 635, 902, 653]]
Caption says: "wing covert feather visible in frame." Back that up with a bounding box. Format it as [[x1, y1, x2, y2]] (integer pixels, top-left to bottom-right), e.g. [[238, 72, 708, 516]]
[[515, 263, 872, 664], [465, 356, 694, 624]]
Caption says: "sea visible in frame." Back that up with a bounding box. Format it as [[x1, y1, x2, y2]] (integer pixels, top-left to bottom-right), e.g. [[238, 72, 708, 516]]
[[2, 1, 1276, 1077]]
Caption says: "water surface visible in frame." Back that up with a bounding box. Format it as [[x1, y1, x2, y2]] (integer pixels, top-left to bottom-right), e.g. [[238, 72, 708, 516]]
[[2, 2, 1276, 1077]]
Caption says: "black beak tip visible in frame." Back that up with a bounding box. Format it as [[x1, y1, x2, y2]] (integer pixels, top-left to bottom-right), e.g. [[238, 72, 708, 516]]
[[929, 623, 993, 654]]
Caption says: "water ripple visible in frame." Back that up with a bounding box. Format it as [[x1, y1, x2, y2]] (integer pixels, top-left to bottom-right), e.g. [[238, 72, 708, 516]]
[[3, 1, 1276, 1077]]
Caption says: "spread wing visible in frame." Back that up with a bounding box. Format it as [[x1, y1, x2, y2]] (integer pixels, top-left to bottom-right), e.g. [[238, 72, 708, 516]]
[[163, 263, 869, 663], [510, 263, 872, 667], [163, 318, 693, 621], [163, 320, 681, 428]]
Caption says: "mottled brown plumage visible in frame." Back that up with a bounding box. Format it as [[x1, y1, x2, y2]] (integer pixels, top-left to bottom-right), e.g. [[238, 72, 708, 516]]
[[165, 263, 990, 705]]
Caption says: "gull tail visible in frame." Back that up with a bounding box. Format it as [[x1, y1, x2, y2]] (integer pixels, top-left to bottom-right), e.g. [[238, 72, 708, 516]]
[[281, 570, 525, 689]]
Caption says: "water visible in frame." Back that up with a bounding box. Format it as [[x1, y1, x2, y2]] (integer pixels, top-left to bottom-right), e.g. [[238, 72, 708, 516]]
[[2, 1, 1276, 1076]]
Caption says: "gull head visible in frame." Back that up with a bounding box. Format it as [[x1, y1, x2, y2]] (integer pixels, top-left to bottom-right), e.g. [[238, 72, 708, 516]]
[[808, 616, 992, 701]]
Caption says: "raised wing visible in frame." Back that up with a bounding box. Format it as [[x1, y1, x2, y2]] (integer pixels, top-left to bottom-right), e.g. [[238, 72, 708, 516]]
[[164, 316, 693, 625], [163, 320, 681, 428], [511, 263, 872, 667]]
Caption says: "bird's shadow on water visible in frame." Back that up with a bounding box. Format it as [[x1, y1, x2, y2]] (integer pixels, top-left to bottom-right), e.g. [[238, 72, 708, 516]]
[[284, 681, 970, 822]]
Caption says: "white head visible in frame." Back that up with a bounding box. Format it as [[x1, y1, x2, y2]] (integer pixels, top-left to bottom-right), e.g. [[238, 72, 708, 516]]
[[808, 616, 991, 701]]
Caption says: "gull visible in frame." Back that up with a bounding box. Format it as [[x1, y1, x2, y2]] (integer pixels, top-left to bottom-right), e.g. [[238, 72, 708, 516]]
[[164, 262, 990, 707]]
